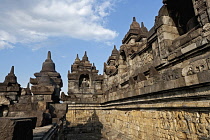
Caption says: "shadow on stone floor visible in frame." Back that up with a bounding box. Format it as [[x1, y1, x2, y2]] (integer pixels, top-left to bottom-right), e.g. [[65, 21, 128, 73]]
[[64, 110, 107, 140]]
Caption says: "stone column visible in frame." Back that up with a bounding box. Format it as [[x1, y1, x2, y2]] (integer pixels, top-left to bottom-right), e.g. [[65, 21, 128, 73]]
[[193, 0, 210, 26], [155, 6, 180, 59]]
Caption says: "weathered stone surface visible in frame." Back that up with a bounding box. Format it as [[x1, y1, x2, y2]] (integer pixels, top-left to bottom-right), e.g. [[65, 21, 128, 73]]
[[2, 0, 210, 140], [0, 117, 34, 140], [49, 103, 67, 119], [8, 110, 43, 127], [63, 1, 210, 139], [18, 95, 32, 104], [0, 66, 21, 105], [66, 109, 210, 140], [0, 96, 10, 105], [30, 51, 63, 103], [33, 124, 61, 140]]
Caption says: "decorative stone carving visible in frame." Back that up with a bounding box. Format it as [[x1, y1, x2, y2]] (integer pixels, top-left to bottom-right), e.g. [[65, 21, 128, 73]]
[[30, 51, 63, 103]]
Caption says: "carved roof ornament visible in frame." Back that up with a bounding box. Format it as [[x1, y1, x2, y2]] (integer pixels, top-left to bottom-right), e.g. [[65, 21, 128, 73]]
[[25, 83, 32, 95], [141, 22, 148, 33], [74, 54, 80, 63], [92, 63, 96, 68], [107, 45, 119, 65], [158, 5, 170, 17], [130, 17, 141, 30], [163, 0, 168, 5], [111, 45, 119, 56], [82, 51, 89, 62], [4, 66, 18, 84], [47, 51, 51, 59], [122, 17, 148, 44], [41, 51, 56, 72], [10, 66, 15, 75]]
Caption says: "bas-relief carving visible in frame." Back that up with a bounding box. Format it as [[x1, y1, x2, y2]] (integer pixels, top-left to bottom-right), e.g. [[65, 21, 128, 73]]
[[94, 110, 210, 140], [182, 58, 210, 76], [162, 69, 182, 81], [129, 51, 153, 77]]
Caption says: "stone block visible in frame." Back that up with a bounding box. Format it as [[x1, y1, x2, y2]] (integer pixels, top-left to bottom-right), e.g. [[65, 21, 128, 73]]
[[18, 95, 32, 104], [52, 118, 60, 124], [0, 86, 7, 92], [185, 74, 199, 86], [190, 28, 202, 40], [31, 86, 54, 95], [197, 70, 210, 83], [9, 103, 36, 112], [0, 117, 33, 140], [137, 73, 147, 82], [37, 101, 47, 111], [193, 36, 203, 47], [8, 110, 43, 127], [44, 95, 52, 102], [164, 80, 176, 90], [33, 95, 52, 102], [168, 52, 177, 60], [157, 25, 179, 34], [7, 86, 20, 92], [180, 35, 191, 46], [203, 23, 210, 31], [49, 103, 67, 119], [7, 94, 18, 101], [144, 78, 154, 87], [0, 95, 10, 105], [158, 32, 177, 43], [11, 117, 37, 129], [157, 16, 176, 27], [181, 43, 197, 54], [174, 77, 186, 88]]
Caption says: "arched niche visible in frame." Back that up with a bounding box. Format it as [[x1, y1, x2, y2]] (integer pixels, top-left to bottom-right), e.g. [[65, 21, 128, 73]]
[[165, 0, 199, 35], [120, 50, 127, 64], [79, 74, 90, 88]]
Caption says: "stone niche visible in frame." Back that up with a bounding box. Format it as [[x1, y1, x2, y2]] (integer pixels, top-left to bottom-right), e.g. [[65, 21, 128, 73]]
[[64, 52, 103, 103]]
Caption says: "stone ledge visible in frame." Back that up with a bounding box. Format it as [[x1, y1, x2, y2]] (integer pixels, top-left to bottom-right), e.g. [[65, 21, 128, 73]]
[[33, 124, 58, 140], [68, 100, 210, 110]]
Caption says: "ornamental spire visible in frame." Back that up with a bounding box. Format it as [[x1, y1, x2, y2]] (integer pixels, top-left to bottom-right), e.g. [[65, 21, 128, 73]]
[[82, 51, 88, 61], [10, 66, 14, 75], [47, 51, 51, 60]]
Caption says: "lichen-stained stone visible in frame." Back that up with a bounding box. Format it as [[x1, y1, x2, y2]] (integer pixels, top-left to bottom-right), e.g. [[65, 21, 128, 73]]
[[0, 96, 10, 105], [185, 74, 199, 86], [30, 51, 62, 103], [0, 118, 33, 140], [197, 70, 210, 83]]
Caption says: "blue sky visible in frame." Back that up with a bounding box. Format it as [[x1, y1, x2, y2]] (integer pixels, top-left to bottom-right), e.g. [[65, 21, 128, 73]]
[[0, 0, 162, 93]]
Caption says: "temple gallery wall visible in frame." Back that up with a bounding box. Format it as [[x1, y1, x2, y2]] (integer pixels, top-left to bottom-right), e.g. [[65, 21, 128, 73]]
[[1, 0, 210, 139]]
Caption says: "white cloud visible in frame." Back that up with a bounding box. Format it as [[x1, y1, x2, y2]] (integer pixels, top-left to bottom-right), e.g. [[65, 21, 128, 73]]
[[0, 41, 15, 50], [0, 0, 118, 50]]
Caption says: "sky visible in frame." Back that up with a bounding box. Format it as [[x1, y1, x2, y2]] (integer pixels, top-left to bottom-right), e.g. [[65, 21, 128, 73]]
[[0, 0, 163, 93]]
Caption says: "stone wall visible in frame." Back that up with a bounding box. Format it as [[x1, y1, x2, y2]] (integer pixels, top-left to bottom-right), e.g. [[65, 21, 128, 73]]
[[66, 104, 210, 140], [66, 108, 104, 140], [97, 109, 210, 140], [65, 1, 210, 139]]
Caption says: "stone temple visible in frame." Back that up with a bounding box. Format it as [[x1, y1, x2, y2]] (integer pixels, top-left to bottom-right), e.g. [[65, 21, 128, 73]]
[[1, 0, 210, 139]]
